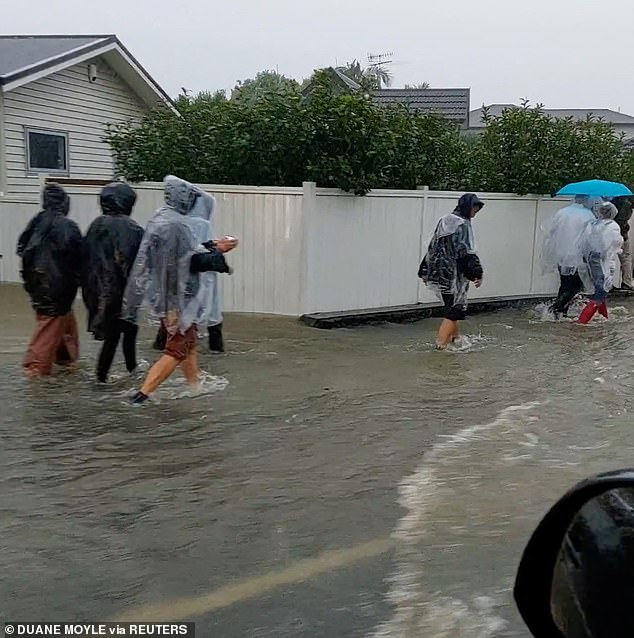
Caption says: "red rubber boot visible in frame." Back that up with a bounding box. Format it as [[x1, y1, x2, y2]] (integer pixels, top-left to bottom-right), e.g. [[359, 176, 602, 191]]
[[598, 302, 608, 319], [578, 301, 599, 324]]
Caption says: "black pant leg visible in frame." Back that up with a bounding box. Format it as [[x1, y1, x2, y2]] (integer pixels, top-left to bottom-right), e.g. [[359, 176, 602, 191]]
[[553, 274, 583, 315], [121, 321, 138, 373], [96, 320, 122, 383], [153, 320, 167, 351], [208, 323, 224, 353]]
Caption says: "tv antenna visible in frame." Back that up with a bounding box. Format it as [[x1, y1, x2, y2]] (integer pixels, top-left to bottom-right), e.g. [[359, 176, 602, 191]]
[[367, 52, 394, 88]]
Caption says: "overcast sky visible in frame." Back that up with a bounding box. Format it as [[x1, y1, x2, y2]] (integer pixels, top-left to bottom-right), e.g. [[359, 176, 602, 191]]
[[3, 0, 633, 113]]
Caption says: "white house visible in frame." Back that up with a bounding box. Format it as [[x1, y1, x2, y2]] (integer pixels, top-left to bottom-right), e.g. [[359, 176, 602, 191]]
[[0, 34, 174, 198]]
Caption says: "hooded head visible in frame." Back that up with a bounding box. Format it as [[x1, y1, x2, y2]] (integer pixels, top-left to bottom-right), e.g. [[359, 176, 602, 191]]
[[596, 202, 618, 220], [455, 193, 484, 219], [188, 190, 215, 221], [100, 182, 137, 216], [42, 184, 70, 215], [163, 175, 199, 215], [575, 195, 604, 211]]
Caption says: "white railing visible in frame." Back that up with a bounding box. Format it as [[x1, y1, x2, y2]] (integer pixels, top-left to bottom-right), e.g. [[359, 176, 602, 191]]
[[1, 181, 600, 316]]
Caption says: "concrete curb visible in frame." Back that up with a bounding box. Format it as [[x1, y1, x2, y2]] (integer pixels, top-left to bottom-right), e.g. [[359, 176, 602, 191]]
[[300, 291, 634, 330]]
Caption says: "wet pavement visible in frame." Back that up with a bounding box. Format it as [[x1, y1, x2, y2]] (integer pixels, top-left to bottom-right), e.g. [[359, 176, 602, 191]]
[[2, 283, 634, 636]]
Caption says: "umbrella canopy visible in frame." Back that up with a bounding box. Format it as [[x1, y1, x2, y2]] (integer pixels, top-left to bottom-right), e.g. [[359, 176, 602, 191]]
[[556, 179, 633, 198]]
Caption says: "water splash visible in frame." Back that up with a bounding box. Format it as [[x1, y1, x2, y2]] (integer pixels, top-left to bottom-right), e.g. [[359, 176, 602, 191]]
[[446, 333, 494, 354], [368, 403, 540, 638]]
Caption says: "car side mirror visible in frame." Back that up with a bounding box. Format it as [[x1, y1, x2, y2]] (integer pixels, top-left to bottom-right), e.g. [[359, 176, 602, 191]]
[[514, 469, 634, 637]]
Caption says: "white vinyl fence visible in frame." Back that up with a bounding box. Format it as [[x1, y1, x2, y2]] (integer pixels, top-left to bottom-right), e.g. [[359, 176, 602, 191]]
[[0, 181, 615, 317]]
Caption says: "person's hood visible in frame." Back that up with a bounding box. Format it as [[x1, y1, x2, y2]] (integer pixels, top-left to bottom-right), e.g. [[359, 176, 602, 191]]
[[188, 190, 215, 221], [454, 193, 484, 219], [596, 202, 618, 220], [100, 182, 137, 216], [163, 175, 199, 215], [575, 195, 604, 211], [42, 184, 70, 215]]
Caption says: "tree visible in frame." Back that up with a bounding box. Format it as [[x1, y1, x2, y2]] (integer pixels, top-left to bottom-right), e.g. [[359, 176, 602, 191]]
[[105, 86, 634, 196], [404, 82, 430, 89], [231, 70, 300, 105], [472, 101, 628, 194]]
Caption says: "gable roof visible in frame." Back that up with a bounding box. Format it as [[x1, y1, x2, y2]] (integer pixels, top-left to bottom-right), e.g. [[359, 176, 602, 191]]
[[0, 34, 175, 111], [470, 104, 634, 128], [371, 88, 470, 124], [301, 66, 363, 99]]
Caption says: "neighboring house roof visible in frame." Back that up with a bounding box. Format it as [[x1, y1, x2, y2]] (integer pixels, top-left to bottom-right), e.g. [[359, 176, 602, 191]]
[[371, 88, 471, 124], [301, 66, 362, 98], [332, 68, 361, 91], [0, 34, 174, 111], [470, 104, 634, 128]]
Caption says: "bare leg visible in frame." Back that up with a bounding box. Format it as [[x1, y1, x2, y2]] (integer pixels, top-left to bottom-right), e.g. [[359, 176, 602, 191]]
[[180, 347, 199, 386], [436, 319, 458, 349], [139, 355, 180, 396]]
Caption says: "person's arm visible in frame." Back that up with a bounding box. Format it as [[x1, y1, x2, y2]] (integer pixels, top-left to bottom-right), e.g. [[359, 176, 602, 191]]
[[16, 213, 41, 257], [190, 249, 231, 274], [454, 225, 483, 283]]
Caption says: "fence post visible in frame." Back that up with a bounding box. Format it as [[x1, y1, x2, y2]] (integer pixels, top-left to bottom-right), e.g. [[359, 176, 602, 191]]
[[529, 198, 541, 294], [300, 182, 317, 315], [416, 186, 429, 303]]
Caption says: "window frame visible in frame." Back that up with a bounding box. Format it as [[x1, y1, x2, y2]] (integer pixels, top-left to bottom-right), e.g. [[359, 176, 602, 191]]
[[25, 127, 70, 176]]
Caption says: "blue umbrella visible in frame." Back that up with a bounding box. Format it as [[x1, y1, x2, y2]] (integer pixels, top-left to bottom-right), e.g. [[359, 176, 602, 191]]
[[556, 179, 633, 197]]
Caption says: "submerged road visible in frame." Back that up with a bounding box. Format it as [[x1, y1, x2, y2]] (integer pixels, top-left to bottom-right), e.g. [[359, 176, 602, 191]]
[[3, 284, 634, 636]]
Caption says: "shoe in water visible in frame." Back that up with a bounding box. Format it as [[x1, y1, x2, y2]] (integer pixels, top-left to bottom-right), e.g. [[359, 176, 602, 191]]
[[130, 391, 149, 405]]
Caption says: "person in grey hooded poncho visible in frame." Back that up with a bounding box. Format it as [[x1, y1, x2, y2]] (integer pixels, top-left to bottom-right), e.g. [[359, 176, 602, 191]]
[[152, 190, 226, 353], [122, 176, 236, 403], [418, 193, 484, 349]]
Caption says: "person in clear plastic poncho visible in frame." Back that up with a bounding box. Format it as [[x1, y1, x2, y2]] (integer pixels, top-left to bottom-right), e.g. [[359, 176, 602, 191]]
[[542, 195, 601, 318], [577, 201, 624, 324], [418, 193, 484, 349], [122, 175, 237, 404], [152, 190, 226, 353]]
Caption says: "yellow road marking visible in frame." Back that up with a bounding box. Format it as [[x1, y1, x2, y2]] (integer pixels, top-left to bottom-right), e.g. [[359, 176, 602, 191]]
[[113, 536, 395, 622]]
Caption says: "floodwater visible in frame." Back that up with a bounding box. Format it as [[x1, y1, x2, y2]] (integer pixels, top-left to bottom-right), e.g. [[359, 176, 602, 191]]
[[1, 282, 634, 637]]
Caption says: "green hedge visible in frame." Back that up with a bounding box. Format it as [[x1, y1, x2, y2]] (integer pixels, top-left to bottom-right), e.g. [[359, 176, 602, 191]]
[[106, 80, 634, 196]]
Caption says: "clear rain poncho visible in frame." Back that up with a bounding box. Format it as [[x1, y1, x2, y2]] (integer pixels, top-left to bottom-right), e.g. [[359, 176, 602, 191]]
[[541, 198, 600, 276], [418, 194, 484, 311], [122, 176, 211, 334], [184, 190, 223, 327], [578, 202, 624, 296]]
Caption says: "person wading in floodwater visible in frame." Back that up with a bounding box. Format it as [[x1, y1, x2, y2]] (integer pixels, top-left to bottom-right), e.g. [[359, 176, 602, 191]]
[[152, 190, 228, 354], [612, 195, 634, 291], [577, 201, 624, 324], [542, 195, 599, 319], [122, 175, 237, 404], [17, 184, 83, 378], [81, 182, 144, 383], [418, 193, 484, 349]]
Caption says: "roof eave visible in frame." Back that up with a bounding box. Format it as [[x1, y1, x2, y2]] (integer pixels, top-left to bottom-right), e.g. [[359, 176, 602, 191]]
[[0, 36, 176, 114], [0, 36, 115, 88]]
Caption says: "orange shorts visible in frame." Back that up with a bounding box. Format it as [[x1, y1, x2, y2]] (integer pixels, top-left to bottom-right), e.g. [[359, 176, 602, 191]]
[[164, 324, 197, 362]]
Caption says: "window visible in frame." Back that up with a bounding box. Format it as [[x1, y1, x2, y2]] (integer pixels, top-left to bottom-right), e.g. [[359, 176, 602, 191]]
[[26, 129, 68, 174]]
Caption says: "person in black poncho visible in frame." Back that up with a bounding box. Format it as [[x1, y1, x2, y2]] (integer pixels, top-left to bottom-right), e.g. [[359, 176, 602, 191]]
[[82, 182, 144, 382], [418, 193, 484, 349], [17, 184, 83, 378]]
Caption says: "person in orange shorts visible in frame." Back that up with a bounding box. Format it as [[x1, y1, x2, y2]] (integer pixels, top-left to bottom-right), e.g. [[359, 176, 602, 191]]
[[122, 176, 236, 404], [17, 184, 83, 378]]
